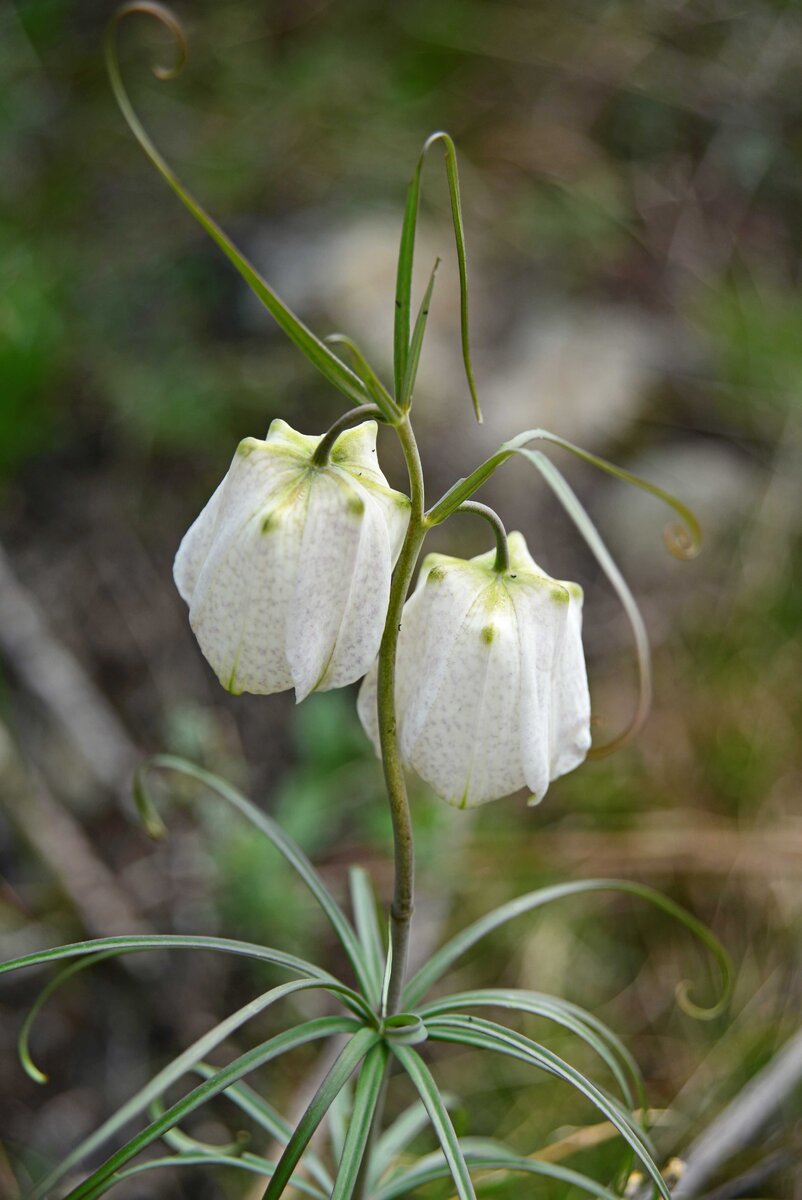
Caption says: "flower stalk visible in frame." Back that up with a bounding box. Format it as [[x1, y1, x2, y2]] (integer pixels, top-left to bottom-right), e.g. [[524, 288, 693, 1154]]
[[456, 501, 510, 573], [376, 415, 426, 1018]]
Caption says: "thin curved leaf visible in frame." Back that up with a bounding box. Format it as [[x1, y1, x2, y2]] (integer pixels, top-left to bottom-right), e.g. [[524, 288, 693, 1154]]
[[390, 1043, 476, 1200], [348, 866, 385, 1007], [106, 7, 370, 408], [370, 1092, 458, 1186], [328, 1077, 353, 1166], [2, 933, 348, 996], [419, 989, 639, 1108], [261, 1026, 380, 1200], [19, 950, 120, 1084], [147, 1094, 249, 1156], [425, 426, 700, 555], [394, 131, 480, 420], [403, 877, 732, 1018], [375, 1150, 623, 1200], [193, 1063, 334, 1193], [400, 258, 439, 409], [427, 1014, 669, 1200], [78, 1153, 327, 1200], [58, 1016, 360, 1200], [330, 1043, 389, 1199], [146, 756, 373, 997], [37, 978, 344, 1197], [325, 335, 399, 421]]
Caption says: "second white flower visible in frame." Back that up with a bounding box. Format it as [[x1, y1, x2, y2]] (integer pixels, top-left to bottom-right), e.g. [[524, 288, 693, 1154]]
[[358, 531, 591, 807]]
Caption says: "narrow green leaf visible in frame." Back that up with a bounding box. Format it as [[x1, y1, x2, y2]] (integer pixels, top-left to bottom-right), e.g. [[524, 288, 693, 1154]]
[[326, 335, 400, 422], [375, 1150, 623, 1200], [147, 1094, 249, 1156], [78, 1153, 327, 1200], [132, 766, 167, 839], [419, 989, 639, 1108], [193, 1063, 334, 1193], [2, 933, 344, 995], [370, 1093, 458, 1185], [330, 1043, 389, 1200], [146, 756, 373, 998], [261, 1026, 380, 1200], [348, 866, 385, 1007], [58, 1017, 359, 1200], [106, 8, 370, 408], [428, 428, 700, 549], [399, 259, 439, 409], [390, 1043, 476, 1200], [404, 878, 732, 1019], [394, 131, 481, 420], [35, 980, 356, 1199], [327, 1077, 353, 1166], [19, 950, 120, 1084], [427, 1015, 670, 1199], [503, 428, 702, 558]]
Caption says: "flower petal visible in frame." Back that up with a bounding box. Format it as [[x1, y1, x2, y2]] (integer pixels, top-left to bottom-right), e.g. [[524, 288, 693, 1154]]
[[509, 578, 570, 804], [549, 585, 591, 778], [173, 477, 225, 605], [286, 473, 367, 702], [403, 578, 525, 807], [187, 492, 307, 695], [316, 489, 393, 693]]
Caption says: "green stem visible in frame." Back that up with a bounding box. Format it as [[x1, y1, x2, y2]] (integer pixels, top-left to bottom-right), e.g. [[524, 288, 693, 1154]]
[[378, 416, 426, 1015], [311, 404, 385, 467], [457, 501, 509, 573], [353, 415, 426, 1200]]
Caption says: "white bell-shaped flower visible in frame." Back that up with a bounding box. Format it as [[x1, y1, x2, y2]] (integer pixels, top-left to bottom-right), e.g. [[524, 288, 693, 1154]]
[[358, 531, 590, 807], [174, 419, 410, 700]]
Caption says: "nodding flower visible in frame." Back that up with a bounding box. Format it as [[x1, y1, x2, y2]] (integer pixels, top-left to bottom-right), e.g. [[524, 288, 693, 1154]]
[[174, 418, 410, 701], [358, 531, 590, 807]]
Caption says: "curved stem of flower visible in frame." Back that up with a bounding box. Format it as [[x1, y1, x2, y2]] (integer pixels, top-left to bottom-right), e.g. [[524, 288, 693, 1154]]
[[456, 501, 510, 573], [311, 404, 386, 467]]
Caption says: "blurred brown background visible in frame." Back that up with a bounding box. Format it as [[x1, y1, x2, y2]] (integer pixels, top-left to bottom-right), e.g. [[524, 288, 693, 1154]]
[[1, 0, 801, 1195]]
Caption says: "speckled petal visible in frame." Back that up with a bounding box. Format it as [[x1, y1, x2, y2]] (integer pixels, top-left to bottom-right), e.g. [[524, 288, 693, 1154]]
[[396, 558, 492, 758], [286, 473, 367, 702], [404, 580, 526, 807], [356, 566, 430, 755], [511, 578, 570, 804], [173, 477, 225, 606], [549, 586, 591, 778], [187, 486, 307, 695], [315, 488, 394, 693]]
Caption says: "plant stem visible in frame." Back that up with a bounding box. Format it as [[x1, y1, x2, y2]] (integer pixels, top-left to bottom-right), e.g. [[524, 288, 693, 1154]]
[[353, 415, 425, 1200], [457, 501, 510, 572], [378, 415, 426, 1016], [311, 403, 384, 467]]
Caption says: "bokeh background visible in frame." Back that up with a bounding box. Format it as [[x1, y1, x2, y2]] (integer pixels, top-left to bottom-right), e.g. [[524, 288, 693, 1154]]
[[2, 0, 801, 1195]]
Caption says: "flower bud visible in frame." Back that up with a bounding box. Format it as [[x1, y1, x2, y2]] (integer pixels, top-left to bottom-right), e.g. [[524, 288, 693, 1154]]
[[358, 531, 590, 807], [174, 419, 410, 700]]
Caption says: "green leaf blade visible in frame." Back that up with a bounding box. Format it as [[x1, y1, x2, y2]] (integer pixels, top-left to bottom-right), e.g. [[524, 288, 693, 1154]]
[[404, 877, 731, 1018], [427, 1015, 670, 1200], [390, 1043, 476, 1200], [330, 1042, 389, 1200], [393, 132, 481, 420], [261, 1026, 380, 1200], [147, 756, 373, 998], [106, 11, 370, 409], [57, 1016, 360, 1200]]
